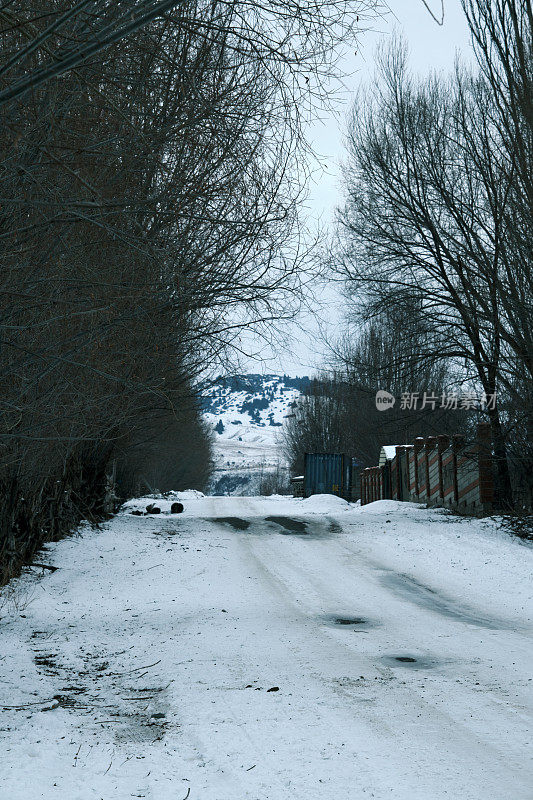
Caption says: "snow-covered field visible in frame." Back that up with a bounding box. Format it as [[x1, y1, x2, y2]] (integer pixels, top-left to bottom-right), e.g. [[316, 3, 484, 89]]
[[203, 376, 300, 494], [1, 495, 532, 799]]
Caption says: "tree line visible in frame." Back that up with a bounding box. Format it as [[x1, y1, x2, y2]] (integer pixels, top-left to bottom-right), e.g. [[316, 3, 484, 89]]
[[286, 0, 532, 510], [0, 0, 372, 581]]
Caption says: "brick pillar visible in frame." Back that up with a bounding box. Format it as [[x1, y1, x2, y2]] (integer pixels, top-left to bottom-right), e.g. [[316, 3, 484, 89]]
[[425, 437, 436, 501], [452, 434, 465, 505], [408, 445, 416, 499], [414, 437, 424, 500], [437, 435, 449, 499], [395, 447, 401, 501], [396, 446, 406, 501], [477, 422, 494, 509]]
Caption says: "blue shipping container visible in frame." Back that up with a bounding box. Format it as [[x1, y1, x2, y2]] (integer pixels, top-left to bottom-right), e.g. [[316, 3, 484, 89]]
[[304, 453, 351, 499]]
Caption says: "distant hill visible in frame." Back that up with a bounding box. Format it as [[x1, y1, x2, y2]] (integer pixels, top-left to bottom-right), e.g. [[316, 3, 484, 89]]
[[200, 374, 309, 417], [201, 374, 308, 495]]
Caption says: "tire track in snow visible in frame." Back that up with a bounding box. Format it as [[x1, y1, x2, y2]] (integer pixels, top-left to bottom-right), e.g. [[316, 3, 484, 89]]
[[229, 511, 533, 799]]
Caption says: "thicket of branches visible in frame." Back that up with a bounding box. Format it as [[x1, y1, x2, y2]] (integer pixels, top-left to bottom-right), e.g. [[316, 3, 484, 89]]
[[287, 0, 532, 509], [284, 310, 471, 475], [0, 0, 373, 581]]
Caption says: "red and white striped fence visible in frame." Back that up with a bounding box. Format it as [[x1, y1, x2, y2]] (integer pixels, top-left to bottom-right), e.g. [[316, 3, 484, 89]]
[[361, 423, 494, 515]]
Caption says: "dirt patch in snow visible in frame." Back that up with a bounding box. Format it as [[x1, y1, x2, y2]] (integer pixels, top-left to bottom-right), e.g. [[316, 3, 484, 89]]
[[27, 636, 171, 745], [33, 653, 61, 674]]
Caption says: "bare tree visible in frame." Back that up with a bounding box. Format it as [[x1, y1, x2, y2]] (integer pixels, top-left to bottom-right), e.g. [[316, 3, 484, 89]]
[[0, 0, 377, 580], [334, 39, 533, 506], [461, 0, 533, 506], [284, 315, 468, 474]]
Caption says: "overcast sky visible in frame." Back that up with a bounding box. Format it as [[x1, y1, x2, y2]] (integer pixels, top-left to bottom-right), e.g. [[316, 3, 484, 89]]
[[243, 0, 474, 377]]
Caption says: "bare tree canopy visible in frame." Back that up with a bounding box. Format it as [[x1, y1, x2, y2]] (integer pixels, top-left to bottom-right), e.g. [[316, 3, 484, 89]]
[[330, 2, 532, 509], [0, 0, 377, 580]]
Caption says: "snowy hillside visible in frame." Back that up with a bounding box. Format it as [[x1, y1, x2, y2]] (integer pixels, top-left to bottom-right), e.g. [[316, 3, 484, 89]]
[[201, 374, 309, 495]]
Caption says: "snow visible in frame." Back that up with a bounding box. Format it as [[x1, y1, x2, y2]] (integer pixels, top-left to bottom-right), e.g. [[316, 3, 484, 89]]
[[300, 493, 353, 512], [202, 376, 301, 494], [1, 496, 532, 799]]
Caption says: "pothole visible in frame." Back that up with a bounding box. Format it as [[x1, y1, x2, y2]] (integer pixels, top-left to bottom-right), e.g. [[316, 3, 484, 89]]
[[322, 614, 376, 630], [328, 520, 343, 535], [211, 517, 250, 531], [382, 654, 437, 669], [265, 516, 308, 534]]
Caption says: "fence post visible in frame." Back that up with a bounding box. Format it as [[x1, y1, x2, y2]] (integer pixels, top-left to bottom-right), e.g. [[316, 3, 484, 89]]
[[437, 435, 449, 501], [414, 437, 424, 501], [395, 446, 405, 501], [452, 434, 465, 506], [425, 437, 437, 504]]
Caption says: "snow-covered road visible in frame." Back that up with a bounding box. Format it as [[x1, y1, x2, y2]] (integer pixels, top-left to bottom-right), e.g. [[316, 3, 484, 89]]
[[1, 495, 532, 799]]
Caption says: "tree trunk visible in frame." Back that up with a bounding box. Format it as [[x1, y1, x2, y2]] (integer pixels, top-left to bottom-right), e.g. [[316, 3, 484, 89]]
[[486, 407, 513, 510]]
